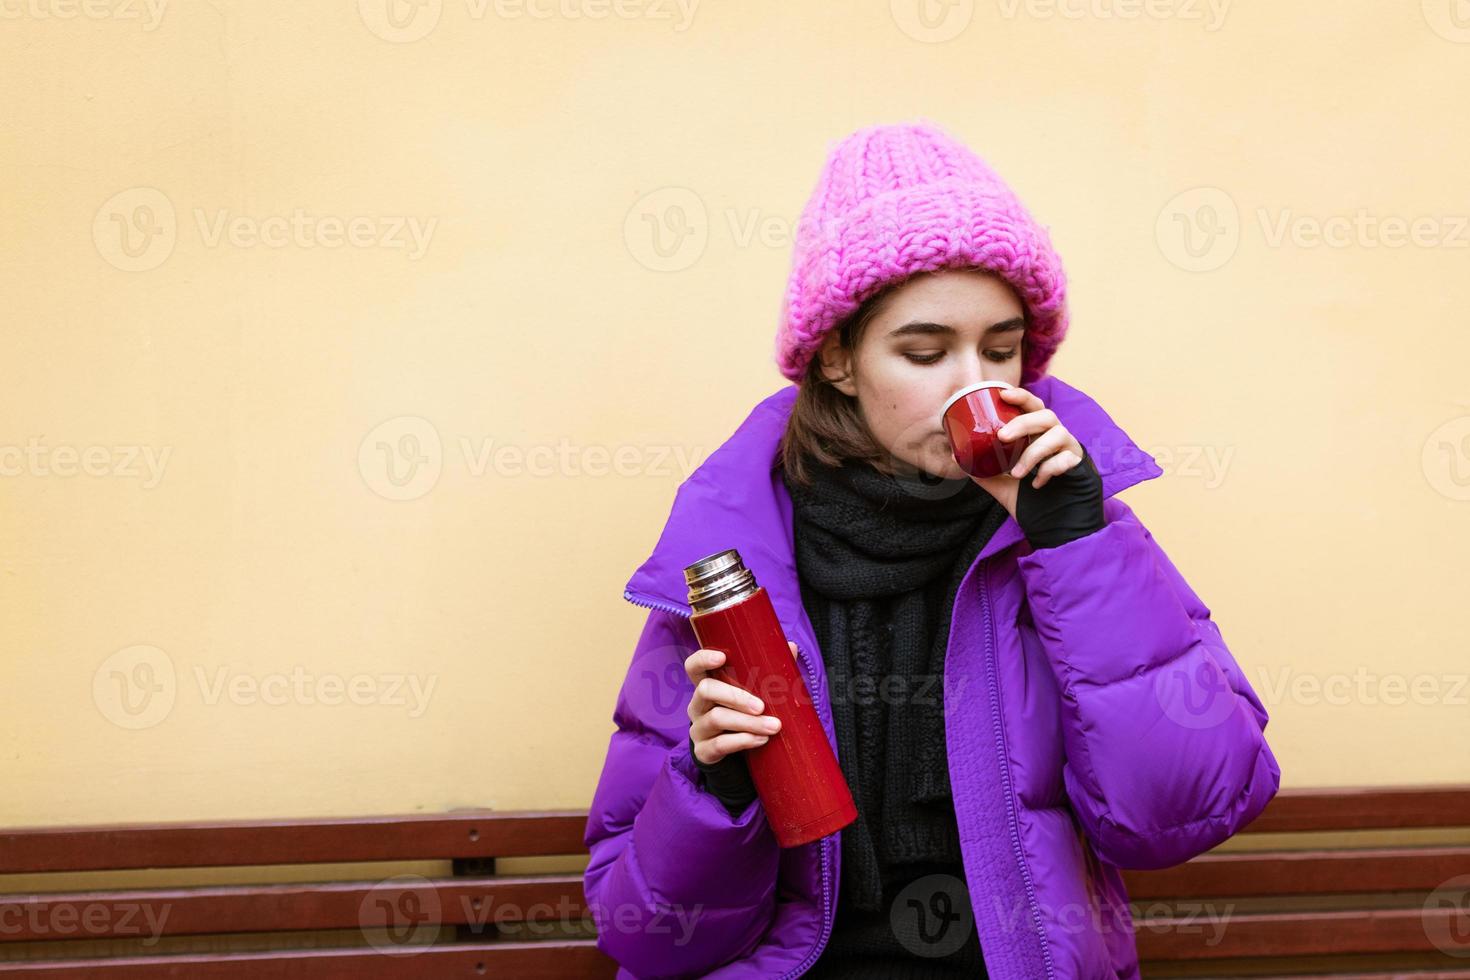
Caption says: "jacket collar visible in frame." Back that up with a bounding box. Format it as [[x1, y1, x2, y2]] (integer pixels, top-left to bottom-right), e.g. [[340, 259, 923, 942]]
[[623, 376, 1164, 631]]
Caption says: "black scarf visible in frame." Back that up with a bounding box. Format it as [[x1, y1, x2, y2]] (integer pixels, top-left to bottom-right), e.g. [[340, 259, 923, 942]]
[[782, 456, 1010, 913]]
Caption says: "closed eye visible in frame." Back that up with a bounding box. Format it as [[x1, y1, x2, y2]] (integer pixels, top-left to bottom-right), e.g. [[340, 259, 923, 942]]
[[902, 350, 1018, 365]]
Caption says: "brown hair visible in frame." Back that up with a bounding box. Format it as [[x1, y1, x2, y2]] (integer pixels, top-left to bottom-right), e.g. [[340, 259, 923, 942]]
[[778, 268, 1027, 487], [778, 277, 911, 487]]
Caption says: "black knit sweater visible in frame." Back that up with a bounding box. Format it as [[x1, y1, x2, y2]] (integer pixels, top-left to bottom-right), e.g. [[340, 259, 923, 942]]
[[690, 447, 1105, 976]]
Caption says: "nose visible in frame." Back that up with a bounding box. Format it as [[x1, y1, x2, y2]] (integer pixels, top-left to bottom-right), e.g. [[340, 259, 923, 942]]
[[945, 351, 1005, 393]]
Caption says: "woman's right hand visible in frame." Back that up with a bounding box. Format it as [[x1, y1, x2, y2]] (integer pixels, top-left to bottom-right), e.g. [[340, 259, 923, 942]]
[[685, 643, 796, 766]]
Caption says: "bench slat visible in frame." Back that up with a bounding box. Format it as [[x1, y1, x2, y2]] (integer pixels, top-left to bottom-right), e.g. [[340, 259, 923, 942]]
[[1124, 846, 1470, 898], [1258, 974, 1470, 979], [1242, 786, 1470, 833], [0, 939, 614, 978], [1136, 907, 1467, 960], [1142, 970, 1470, 979], [0, 875, 588, 942], [0, 812, 587, 875], [5, 786, 1461, 876], [3, 785, 1467, 973]]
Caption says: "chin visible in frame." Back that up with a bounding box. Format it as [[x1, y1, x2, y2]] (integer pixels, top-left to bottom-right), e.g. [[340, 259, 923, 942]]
[[899, 444, 968, 482], [926, 458, 969, 482]]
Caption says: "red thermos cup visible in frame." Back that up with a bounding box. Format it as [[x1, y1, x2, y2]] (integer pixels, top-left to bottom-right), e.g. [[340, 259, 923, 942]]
[[684, 549, 858, 848]]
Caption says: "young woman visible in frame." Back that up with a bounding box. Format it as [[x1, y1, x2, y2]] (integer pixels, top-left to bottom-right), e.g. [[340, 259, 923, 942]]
[[584, 120, 1281, 979]]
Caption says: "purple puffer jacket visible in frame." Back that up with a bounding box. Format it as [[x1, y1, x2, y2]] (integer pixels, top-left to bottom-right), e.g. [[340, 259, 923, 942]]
[[584, 375, 1281, 979]]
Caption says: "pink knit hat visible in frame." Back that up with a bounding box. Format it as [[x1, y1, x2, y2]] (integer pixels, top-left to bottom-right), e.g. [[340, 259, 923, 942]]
[[775, 119, 1069, 387]]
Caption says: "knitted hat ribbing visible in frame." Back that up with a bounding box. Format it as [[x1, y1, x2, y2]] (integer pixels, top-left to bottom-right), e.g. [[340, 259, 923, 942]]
[[775, 119, 1069, 386]]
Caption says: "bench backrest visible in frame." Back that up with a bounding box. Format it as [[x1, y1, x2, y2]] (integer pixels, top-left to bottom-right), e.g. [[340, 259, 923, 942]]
[[1124, 785, 1470, 977], [2, 786, 1467, 977], [0, 811, 610, 978]]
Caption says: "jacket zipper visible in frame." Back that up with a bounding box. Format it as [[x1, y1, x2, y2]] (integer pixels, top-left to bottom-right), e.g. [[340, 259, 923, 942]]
[[622, 588, 691, 620], [777, 637, 836, 980], [622, 587, 837, 978], [978, 557, 1056, 980], [626, 562, 1057, 978]]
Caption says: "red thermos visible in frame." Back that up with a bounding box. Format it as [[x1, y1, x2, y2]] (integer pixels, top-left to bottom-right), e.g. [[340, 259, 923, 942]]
[[684, 548, 858, 848]]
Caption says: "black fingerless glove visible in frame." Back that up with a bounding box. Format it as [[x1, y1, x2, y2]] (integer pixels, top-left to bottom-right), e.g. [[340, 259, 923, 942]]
[[689, 734, 759, 818], [1014, 440, 1106, 550]]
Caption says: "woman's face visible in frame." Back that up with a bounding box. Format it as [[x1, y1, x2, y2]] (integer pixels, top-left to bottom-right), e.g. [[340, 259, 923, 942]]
[[818, 268, 1027, 481]]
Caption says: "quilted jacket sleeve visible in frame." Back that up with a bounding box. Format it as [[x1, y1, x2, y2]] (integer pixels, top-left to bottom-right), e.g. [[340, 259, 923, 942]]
[[1016, 495, 1282, 869], [583, 607, 781, 978]]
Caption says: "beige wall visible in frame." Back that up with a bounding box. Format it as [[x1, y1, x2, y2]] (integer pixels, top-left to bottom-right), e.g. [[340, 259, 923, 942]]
[[2, 1, 1467, 827]]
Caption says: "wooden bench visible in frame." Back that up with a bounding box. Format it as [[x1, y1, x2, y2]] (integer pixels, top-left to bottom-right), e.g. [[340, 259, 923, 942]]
[[1127, 784, 1470, 977], [0, 811, 614, 978], [1, 786, 1466, 977]]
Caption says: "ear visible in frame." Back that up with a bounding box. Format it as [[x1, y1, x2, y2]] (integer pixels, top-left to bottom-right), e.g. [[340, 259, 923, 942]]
[[817, 333, 858, 398]]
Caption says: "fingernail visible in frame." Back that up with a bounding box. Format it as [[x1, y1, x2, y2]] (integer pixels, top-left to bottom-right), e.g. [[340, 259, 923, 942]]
[[764, 717, 781, 732], [754, 736, 769, 744], [750, 698, 764, 712]]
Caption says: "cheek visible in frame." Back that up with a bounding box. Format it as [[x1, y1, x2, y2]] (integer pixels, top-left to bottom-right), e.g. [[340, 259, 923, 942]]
[[864, 383, 936, 442], [853, 356, 939, 443]]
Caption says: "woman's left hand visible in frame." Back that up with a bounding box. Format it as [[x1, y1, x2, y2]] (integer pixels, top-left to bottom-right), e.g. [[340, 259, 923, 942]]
[[966, 387, 1089, 518]]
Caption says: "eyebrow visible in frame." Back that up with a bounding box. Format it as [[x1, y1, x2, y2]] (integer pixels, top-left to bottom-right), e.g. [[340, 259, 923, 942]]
[[887, 317, 1026, 340]]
